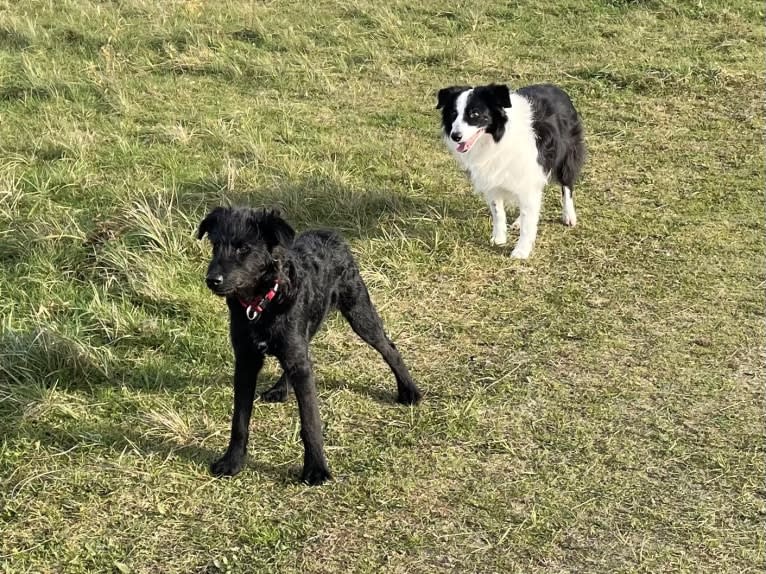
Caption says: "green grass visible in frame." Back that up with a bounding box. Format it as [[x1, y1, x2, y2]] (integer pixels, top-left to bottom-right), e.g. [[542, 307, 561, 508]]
[[0, 0, 763, 572]]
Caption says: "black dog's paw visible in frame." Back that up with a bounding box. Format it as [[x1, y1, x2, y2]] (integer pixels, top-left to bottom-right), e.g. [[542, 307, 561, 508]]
[[300, 464, 332, 486], [260, 384, 289, 403], [210, 454, 245, 477], [397, 384, 422, 406]]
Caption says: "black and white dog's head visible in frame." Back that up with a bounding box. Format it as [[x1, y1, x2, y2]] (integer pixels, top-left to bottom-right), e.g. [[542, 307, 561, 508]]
[[436, 84, 512, 153]]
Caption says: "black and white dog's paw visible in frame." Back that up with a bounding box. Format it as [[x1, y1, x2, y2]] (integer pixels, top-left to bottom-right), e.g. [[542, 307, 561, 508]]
[[561, 205, 577, 227], [561, 186, 577, 227], [490, 232, 508, 246], [510, 244, 532, 260]]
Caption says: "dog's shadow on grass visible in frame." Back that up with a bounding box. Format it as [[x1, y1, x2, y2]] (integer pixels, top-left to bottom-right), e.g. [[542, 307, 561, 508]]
[[2, 414, 298, 485], [0, 328, 408, 485], [318, 378, 407, 406], [0, 327, 419, 485], [122, 429, 300, 487]]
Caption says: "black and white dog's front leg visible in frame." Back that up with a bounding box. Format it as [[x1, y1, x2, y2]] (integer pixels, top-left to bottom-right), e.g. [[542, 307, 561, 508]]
[[511, 185, 544, 259], [211, 351, 264, 477], [281, 350, 332, 485], [488, 195, 508, 246]]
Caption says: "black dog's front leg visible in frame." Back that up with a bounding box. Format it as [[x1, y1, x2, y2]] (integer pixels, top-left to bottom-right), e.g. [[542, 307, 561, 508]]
[[211, 352, 264, 477], [282, 353, 332, 485]]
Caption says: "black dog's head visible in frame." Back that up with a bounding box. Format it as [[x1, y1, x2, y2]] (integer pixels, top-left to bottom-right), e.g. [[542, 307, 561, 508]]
[[197, 206, 295, 299], [436, 84, 512, 153]]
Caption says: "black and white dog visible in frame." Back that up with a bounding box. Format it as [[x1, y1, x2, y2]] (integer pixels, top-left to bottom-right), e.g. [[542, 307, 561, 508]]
[[437, 83, 585, 259]]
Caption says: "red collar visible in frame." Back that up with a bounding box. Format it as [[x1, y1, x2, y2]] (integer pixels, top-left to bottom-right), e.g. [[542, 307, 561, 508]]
[[238, 281, 281, 321]]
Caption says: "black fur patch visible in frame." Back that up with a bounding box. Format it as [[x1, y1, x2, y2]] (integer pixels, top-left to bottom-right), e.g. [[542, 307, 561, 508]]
[[436, 85, 469, 110], [516, 84, 585, 186], [467, 84, 512, 142], [436, 85, 470, 138]]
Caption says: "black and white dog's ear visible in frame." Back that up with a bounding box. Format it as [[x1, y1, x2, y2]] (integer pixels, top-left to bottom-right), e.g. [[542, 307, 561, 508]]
[[197, 207, 224, 239], [487, 84, 511, 108], [436, 86, 469, 109], [251, 209, 296, 250]]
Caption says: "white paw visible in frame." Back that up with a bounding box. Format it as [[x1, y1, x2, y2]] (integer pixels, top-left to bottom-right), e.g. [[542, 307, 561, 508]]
[[510, 217, 521, 230], [490, 234, 507, 246], [510, 245, 532, 259], [562, 211, 577, 227]]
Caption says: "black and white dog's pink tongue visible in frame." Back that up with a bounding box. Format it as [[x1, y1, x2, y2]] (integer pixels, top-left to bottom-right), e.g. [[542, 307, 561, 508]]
[[456, 130, 483, 153]]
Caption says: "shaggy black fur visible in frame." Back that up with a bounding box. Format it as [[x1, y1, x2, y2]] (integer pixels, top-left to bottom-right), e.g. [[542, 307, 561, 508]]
[[197, 206, 422, 485]]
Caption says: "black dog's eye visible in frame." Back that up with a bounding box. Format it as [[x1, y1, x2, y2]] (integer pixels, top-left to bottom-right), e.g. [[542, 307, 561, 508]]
[[235, 245, 249, 256], [469, 110, 480, 119]]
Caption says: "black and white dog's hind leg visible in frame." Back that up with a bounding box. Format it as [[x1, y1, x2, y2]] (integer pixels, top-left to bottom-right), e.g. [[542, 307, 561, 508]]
[[561, 186, 577, 227], [556, 107, 586, 228], [558, 141, 584, 227]]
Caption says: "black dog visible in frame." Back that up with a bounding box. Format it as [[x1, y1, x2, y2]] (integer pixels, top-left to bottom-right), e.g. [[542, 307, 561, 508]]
[[197, 206, 422, 485]]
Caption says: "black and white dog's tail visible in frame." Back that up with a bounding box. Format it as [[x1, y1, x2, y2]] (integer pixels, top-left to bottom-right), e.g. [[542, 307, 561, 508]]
[[558, 116, 585, 190]]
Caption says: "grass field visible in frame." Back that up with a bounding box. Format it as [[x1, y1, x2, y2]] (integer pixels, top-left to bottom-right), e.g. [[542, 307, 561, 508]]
[[0, 1, 763, 572]]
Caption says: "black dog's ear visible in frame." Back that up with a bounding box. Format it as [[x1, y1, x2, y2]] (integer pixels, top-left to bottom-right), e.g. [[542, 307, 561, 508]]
[[436, 85, 469, 109], [250, 209, 296, 250], [197, 207, 225, 239], [486, 84, 511, 108]]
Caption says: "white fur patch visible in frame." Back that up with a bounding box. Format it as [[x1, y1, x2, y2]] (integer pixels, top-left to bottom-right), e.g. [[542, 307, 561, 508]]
[[489, 198, 507, 245], [562, 186, 577, 227]]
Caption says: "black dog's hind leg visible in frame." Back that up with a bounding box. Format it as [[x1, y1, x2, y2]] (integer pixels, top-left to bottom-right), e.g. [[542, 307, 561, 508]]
[[261, 373, 291, 403], [339, 282, 422, 405], [211, 352, 264, 477], [281, 352, 332, 486]]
